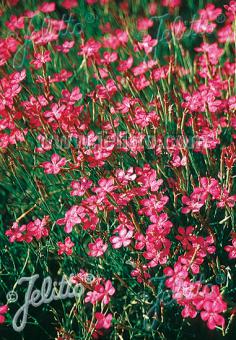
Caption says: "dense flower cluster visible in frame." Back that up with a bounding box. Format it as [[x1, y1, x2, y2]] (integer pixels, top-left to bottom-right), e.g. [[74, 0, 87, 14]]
[[5, 216, 49, 243]]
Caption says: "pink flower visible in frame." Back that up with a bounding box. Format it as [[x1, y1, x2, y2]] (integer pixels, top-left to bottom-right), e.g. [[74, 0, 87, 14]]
[[171, 153, 187, 168], [133, 74, 150, 91], [41, 154, 67, 174], [95, 312, 112, 329], [38, 2, 55, 13], [181, 304, 198, 319], [179, 253, 204, 274], [27, 216, 49, 240], [93, 178, 116, 196], [195, 43, 223, 66], [131, 265, 151, 283], [0, 305, 8, 324], [152, 66, 169, 82], [225, 238, 236, 259], [78, 38, 101, 57], [139, 195, 169, 216], [191, 19, 216, 34], [110, 228, 133, 249], [5, 217, 49, 243], [136, 35, 158, 54], [134, 232, 146, 250], [61, 0, 78, 9], [200, 300, 226, 330], [6, 15, 25, 31], [58, 237, 75, 255], [181, 189, 208, 214], [57, 206, 85, 233], [30, 51, 51, 69], [86, 0, 97, 4], [44, 103, 66, 122], [170, 21, 186, 39], [218, 25, 235, 43], [61, 87, 82, 105], [117, 56, 133, 72], [137, 18, 153, 31], [216, 189, 236, 208], [225, 1, 236, 21], [136, 165, 163, 192], [95, 280, 115, 304], [85, 280, 115, 305], [56, 40, 75, 53], [88, 238, 108, 257], [199, 177, 221, 199], [84, 290, 100, 305], [116, 96, 137, 114], [132, 62, 149, 76], [115, 167, 136, 185], [176, 226, 195, 250], [148, 2, 157, 15], [70, 177, 92, 196], [5, 222, 25, 243], [164, 263, 188, 289], [199, 4, 222, 21], [7, 0, 19, 6], [35, 134, 52, 153], [162, 0, 181, 8], [101, 51, 118, 64]]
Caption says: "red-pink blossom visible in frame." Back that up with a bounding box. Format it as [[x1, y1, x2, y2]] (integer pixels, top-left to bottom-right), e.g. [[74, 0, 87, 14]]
[[58, 237, 75, 255], [225, 238, 236, 259], [88, 238, 108, 257], [110, 228, 133, 249], [41, 154, 67, 174], [0, 305, 8, 324], [95, 312, 112, 329]]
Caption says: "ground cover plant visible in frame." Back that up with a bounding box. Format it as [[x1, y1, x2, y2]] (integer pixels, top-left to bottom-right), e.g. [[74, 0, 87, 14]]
[[0, 0, 235, 339]]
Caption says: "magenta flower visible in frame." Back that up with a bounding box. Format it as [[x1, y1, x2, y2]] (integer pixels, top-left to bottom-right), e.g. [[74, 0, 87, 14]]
[[27, 216, 49, 240], [95, 312, 112, 330], [30, 51, 51, 69], [70, 177, 92, 197], [0, 305, 8, 324], [61, 0, 77, 8], [181, 191, 207, 214], [162, 0, 181, 8], [93, 177, 116, 196], [58, 237, 75, 256], [78, 38, 101, 57], [136, 34, 158, 54], [38, 2, 56, 13], [200, 300, 226, 330], [88, 238, 108, 257], [85, 280, 115, 305], [57, 206, 84, 233], [41, 154, 67, 174], [95, 280, 115, 305], [225, 238, 236, 259], [110, 228, 133, 249]]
